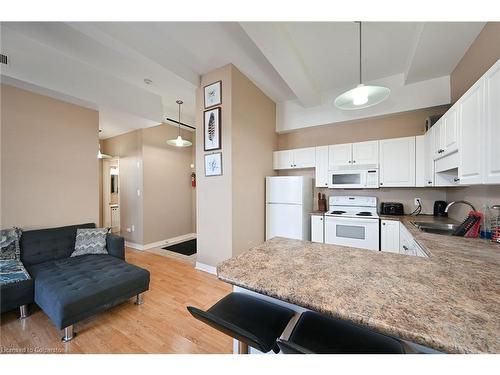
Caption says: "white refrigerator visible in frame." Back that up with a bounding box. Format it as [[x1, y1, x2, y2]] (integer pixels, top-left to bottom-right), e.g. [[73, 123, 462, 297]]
[[265, 176, 313, 241]]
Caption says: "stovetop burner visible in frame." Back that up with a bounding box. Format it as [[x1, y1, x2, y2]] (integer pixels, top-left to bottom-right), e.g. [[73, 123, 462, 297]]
[[356, 212, 373, 216], [331, 210, 346, 214]]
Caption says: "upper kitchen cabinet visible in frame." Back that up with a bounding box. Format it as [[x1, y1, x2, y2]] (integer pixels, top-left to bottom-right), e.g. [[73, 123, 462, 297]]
[[458, 80, 484, 185], [352, 140, 379, 165], [484, 60, 500, 184], [379, 136, 416, 187], [315, 146, 329, 188], [328, 140, 378, 169], [273, 147, 315, 170], [328, 143, 352, 168], [423, 127, 435, 186], [415, 135, 426, 187], [433, 108, 458, 159]]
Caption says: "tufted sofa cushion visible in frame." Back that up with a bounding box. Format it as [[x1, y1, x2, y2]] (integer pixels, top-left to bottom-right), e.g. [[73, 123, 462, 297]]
[[27, 254, 150, 329], [21, 223, 95, 267]]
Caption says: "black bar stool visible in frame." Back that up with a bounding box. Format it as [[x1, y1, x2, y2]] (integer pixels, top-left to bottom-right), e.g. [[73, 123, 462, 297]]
[[187, 292, 295, 353], [278, 311, 410, 354]]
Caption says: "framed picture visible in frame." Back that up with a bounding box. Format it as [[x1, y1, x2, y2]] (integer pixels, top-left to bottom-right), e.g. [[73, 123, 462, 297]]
[[204, 80, 222, 108], [204, 152, 222, 177], [204, 107, 221, 151]]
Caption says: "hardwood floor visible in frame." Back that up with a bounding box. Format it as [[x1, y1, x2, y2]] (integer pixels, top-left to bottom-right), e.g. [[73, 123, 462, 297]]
[[0, 249, 233, 354]]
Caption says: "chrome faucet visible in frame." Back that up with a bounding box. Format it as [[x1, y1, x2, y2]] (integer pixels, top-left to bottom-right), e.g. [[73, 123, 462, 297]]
[[444, 200, 477, 213]]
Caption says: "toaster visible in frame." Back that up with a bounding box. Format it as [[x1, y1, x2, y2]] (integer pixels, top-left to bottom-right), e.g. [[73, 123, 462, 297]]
[[380, 202, 405, 216]]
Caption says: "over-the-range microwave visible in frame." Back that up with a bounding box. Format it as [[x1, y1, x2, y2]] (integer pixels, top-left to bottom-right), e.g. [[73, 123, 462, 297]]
[[328, 166, 379, 189]]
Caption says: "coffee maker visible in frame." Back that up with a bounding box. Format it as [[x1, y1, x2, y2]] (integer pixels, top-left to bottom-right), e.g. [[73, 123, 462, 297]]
[[433, 201, 448, 217]]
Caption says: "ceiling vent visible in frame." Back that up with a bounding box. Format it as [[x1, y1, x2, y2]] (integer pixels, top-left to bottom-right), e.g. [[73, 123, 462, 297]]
[[0, 54, 8, 65]]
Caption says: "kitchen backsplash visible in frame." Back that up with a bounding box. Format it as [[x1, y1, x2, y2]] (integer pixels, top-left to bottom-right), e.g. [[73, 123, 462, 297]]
[[278, 169, 447, 215]]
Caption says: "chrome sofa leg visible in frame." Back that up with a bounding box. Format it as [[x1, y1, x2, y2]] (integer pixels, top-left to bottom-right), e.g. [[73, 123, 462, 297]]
[[135, 293, 144, 305], [19, 305, 28, 319], [62, 325, 76, 342]]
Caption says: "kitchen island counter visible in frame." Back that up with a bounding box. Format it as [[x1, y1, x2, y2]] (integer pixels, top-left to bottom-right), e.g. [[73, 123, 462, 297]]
[[217, 223, 500, 353]]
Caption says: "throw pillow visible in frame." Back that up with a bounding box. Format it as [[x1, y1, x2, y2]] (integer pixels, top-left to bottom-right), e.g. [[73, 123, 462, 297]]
[[0, 227, 22, 261], [71, 228, 109, 257]]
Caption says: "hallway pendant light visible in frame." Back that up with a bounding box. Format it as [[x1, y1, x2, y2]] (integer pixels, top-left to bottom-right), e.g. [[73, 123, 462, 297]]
[[334, 22, 390, 110], [97, 143, 112, 159], [167, 100, 192, 147]]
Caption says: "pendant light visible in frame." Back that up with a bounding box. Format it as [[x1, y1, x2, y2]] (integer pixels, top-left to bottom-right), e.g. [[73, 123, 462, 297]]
[[167, 100, 192, 147], [334, 22, 390, 110]]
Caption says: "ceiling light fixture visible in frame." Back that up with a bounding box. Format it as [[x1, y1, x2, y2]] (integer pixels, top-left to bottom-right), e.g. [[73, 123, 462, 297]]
[[334, 22, 390, 110], [166, 100, 192, 147]]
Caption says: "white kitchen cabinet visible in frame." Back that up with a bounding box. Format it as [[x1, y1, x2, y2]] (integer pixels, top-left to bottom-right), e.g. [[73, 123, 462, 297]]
[[415, 135, 425, 187], [273, 147, 315, 170], [273, 150, 294, 169], [311, 215, 324, 243], [458, 80, 484, 185], [328, 143, 352, 168], [484, 59, 500, 184], [443, 107, 458, 155], [423, 127, 435, 186], [293, 147, 316, 168], [381, 220, 400, 253], [352, 140, 379, 165], [433, 118, 443, 160], [315, 146, 329, 188], [379, 137, 416, 187]]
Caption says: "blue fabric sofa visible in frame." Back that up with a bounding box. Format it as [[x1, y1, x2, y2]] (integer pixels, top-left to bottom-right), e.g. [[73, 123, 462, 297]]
[[20, 223, 150, 341]]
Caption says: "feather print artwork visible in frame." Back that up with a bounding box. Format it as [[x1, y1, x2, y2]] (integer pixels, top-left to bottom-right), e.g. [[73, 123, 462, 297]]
[[208, 112, 215, 142]]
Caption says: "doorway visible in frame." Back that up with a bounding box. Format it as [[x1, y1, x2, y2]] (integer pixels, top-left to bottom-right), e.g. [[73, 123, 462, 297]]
[[102, 158, 120, 233]]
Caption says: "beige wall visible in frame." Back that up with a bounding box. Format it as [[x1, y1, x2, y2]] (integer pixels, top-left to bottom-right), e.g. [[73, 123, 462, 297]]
[[231, 66, 277, 257], [450, 22, 500, 103], [196, 65, 234, 267], [278, 105, 449, 150], [196, 64, 277, 267], [1, 84, 99, 229], [101, 130, 143, 244], [142, 124, 195, 244]]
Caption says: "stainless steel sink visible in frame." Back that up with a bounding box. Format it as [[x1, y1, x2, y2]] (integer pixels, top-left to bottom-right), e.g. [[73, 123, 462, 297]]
[[411, 222, 458, 236]]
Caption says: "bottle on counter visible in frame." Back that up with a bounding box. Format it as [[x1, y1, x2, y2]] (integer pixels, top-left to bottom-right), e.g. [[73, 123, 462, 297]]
[[480, 204, 492, 240]]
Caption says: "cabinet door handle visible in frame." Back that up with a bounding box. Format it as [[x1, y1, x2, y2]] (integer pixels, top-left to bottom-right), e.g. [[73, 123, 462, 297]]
[[382, 222, 386, 226], [454, 177, 460, 182], [380, 182, 383, 186], [352, 160, 356, 163], [348, 160, 352, 164], [428, 181, 432, 184], [320, 218, 323, 221], [403, 245, 409, 251]]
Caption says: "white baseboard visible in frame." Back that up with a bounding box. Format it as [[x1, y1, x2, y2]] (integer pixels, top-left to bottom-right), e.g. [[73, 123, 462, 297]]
[[126, 233, 196, 251], [195, 262, 217, 275]]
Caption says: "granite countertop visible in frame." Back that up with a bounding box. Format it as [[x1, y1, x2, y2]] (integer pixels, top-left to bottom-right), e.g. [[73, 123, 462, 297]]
[[217, 215, 500, 353]]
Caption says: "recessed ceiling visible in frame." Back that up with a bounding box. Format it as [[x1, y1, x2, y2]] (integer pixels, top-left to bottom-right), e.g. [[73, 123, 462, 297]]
[[0, 21, 485, 136]]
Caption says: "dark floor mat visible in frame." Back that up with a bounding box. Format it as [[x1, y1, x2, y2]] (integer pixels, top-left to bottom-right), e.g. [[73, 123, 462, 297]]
[[162, 239, 196, 256]]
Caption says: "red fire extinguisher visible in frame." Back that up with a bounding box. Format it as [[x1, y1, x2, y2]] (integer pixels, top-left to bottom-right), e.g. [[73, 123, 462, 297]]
[[191, 172, 196, 188]]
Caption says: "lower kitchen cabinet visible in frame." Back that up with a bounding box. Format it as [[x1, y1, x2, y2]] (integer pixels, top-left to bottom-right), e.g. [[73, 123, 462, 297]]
[[311, 215, 324, 243], [381, 220, 400, 253]]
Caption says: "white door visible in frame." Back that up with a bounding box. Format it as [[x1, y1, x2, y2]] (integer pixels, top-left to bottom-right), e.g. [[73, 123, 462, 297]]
[[484, 60, 500, 184], [381, 220, 400, 253], [273, 150, 294, 169], [328, 143, 352, 169], [324, 217, 379, 251], [352, 140, 379, 165], [315, 146, 329, 188], [293, 147, 316, 168], [266, 176, 303, 204], [266, 203, 303, 240], [379, 137, 416, 187], [444, 107, 458, 155], [311, 215, 324, 243], [415, 135, 425, 187], [458, 81, 484, 185], [423, 128, 435, 186]]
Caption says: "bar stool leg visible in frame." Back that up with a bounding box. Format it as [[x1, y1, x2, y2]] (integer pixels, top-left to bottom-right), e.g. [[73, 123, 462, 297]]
[[238, 341, 249, 354], [19, 305, 28, 319]]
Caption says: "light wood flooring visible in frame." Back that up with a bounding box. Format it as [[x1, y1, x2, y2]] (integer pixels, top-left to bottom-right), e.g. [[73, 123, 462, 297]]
[[0, 248, 232, 354]]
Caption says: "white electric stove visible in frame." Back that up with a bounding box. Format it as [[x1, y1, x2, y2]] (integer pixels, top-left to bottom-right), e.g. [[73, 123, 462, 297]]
[[324, 196, 380, 251]]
